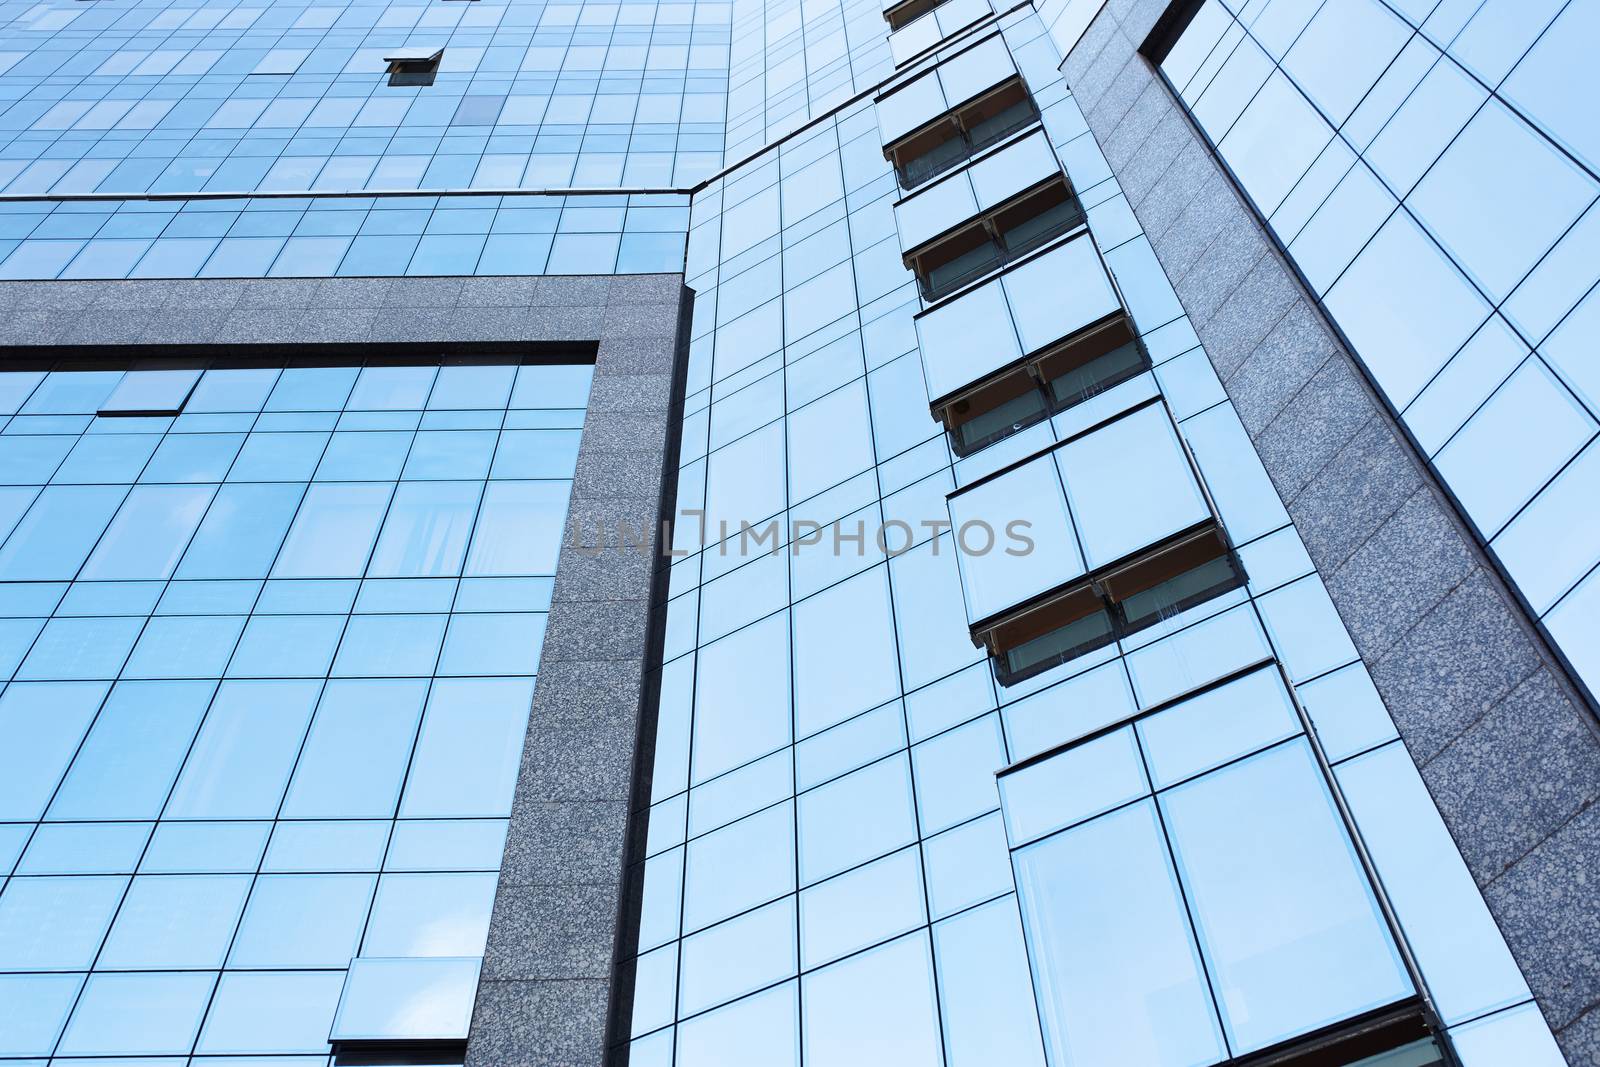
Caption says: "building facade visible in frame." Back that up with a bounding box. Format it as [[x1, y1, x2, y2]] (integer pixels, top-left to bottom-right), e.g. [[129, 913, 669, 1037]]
[[0, 0, 1594, 1065]]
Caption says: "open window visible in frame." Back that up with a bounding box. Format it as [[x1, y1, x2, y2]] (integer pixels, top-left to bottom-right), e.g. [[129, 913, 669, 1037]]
[[904, 174, 1082, 300], [884, 0, 942, 29], [886, 76, 1039, 190], [329, 956, 477, 1062], [385, 47, 443, 86], [978, 524, 1245, 686], [1234, 1002, 1443, 1066], [97, 365, 201, 417], [936, 312, 1150, 455], [886, 0, 994, 66], [1000, 658, 1439, 1065]]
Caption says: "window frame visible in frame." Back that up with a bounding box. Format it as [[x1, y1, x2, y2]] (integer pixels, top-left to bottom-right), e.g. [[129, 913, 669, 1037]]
[[1230, 999, 1443, 1067], [903, 174, 1086, 301], [384, 48, 443, 87], [980, 521, 1247, 686], [883, 0, 942, 31], [935, 311, 1152, 456], [884, 77, 1041, 191]]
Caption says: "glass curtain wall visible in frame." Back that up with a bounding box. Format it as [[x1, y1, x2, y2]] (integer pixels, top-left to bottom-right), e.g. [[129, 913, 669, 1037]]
[[0, 356, 590, 1058], [0, 0, 1581, 1060], [629, 5, 1560, 1066], [0, 193, 690, 279], [0, 0, 731, 194], [1156, 0, 1600, 706]]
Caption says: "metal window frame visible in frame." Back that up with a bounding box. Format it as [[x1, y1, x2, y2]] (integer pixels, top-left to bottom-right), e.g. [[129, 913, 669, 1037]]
[[935, 310, 1152, 457], [997, 656, 1460, 1066]]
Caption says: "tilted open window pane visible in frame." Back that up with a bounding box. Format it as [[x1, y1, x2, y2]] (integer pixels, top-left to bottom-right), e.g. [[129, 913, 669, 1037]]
[[917, 232, 1121, 410], [884, 77, 1039, 190], [948, 400, 1239, 685], [905, 176, 1084, 300], [994, 585, 1118, 685], [936, 311, 1149, 458], [385, 47, 443, 86], [979, 525, 1245, 687], [1003, 675, 1428, 1066], [329, 956, 479, 1044], [884, 0, 940, 31], [98, 367, 201, 416]]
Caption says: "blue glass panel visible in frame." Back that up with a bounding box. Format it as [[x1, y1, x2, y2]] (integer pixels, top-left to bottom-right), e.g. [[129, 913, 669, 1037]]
[[281, 679, 428, 818], [229, 873, 376, 967], [1016, 800, 1225, 1067], [98, 874, 252, 969], [48, 680, 214, 819], [331, 957, 481, 1041], [55, 972, 214, 1056], [1160, 741, 1412, 1053]]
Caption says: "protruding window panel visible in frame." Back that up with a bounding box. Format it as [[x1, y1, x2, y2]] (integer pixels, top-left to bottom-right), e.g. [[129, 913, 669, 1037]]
[[877, 39, 1034, 189], [904, 176, 1084, 300], [981, 525, 1244, 685], [329, 956, 477, 1053], [895, 128, 1069, 279], [890, 79, 1039, 191], [946, 400, 1239, 685], [98, 366, 201, 416], [884, 0, 942, 31], [985, 582, 1119, 687], [917, 230, 1122, 408], [1003, 670, 1426, 1063], [936, 313, 1151, 456], [384, 47, 443, 86], [887, 0, 994, 66]]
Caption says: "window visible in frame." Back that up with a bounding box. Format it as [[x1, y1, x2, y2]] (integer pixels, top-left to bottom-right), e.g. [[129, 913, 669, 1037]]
[[904, 175, 1084, 300], [936, 313, 1151, 455], [917, 230, 1122, 406], [884, 0, 943, 31], [980, 525, 1245, 686], [251, 49, 309, 75], [332, 1045, 466, 1066], [329, 958, 478, 1054], [97, 366, 201, 416], [886, 77, 1039, 190], [0, 352, 589, 1059], [1003, 670, 1426, 1064], [384, 48, 443, 86], [1241, 1004, 1444, 1067]]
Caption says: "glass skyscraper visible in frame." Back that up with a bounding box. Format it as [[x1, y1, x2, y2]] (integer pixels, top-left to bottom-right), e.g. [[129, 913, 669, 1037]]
[[0, 0, 1593, 1063]]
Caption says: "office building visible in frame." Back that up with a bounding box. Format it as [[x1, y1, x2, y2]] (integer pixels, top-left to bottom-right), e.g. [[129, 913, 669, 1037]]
[[0, 0, 1595, 1063]]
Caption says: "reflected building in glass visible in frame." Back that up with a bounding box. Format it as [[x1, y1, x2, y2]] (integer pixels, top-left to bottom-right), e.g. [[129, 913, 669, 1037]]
[[0, 0, 1595, 1064]]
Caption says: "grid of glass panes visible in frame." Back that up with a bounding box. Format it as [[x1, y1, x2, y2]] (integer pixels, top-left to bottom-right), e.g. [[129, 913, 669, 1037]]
[[0, 0, 732, 197], [0, 356, 589, 1059], [721, 0, 894, 160], [622, 7, 1559, 1064], [1159, 0, 1600, 705], [0, 192, 688, 279], [1004, 666, 1416, 1064]]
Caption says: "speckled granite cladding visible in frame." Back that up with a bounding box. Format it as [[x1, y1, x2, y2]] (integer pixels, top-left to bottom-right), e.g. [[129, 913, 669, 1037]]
[[1065, 5, 1600, 1060], [470, 277, 690, 1067], [0, 272, 692, 1067], [0, 273, 683, 348]]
